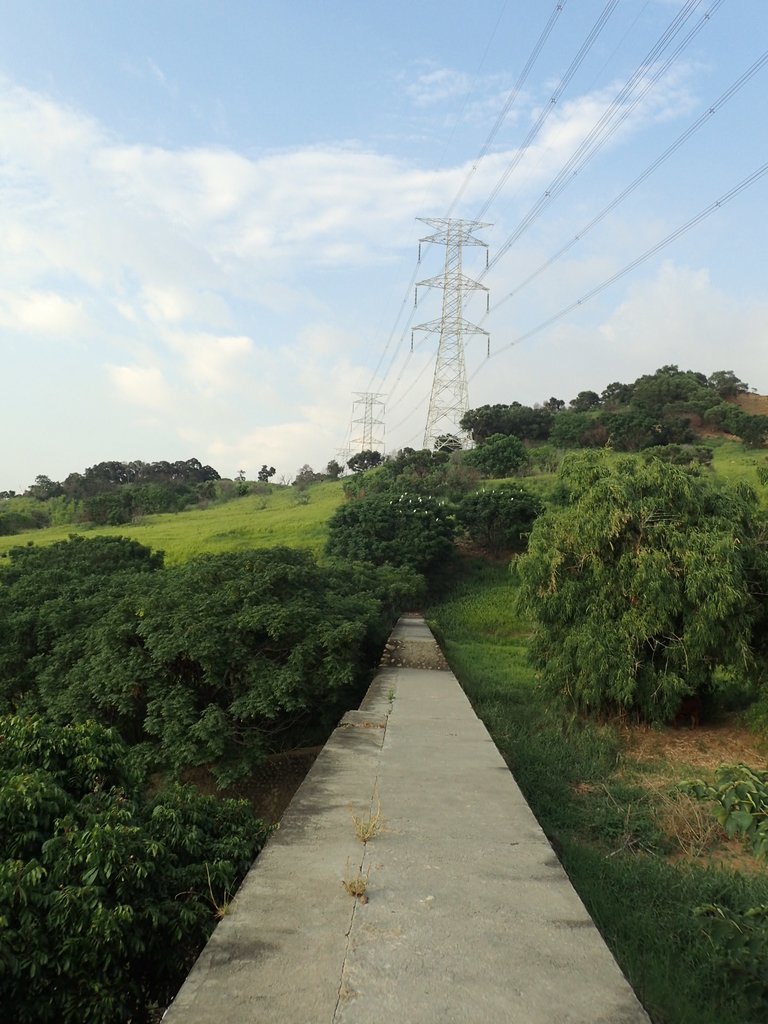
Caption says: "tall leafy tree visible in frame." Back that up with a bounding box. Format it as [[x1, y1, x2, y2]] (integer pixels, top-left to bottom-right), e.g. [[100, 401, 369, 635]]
[[0, 716, 269, 1023], [516, 451, 768, 720]]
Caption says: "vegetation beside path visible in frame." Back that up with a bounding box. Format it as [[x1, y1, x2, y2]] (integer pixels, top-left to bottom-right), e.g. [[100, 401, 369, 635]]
[[428, 559, 768, 1024]]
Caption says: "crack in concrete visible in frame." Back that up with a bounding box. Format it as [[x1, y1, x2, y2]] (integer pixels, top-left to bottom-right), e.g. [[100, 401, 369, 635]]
[[332, 704, 391, 1022]]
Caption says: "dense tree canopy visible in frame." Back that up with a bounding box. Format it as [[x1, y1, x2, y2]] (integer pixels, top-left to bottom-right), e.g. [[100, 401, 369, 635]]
[[516, 452, 768, 721], [0, 538, 421, 785], [327, 492, 455, 576], [456, 486, 542, 554], [0, 716, 270, 1023], [461, 366, 766, 454], [464, 433, 530, 477]]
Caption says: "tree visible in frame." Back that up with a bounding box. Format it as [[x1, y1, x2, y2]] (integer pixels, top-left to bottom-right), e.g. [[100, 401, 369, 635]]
[[24, 475, 64, 500], [601, 381, 634, 408], [456, 486, 542, 554], [258, 465, 276, 483], [0, 715, 270, 1023], [543, 397, 566, 413], [0, 538, 421, 786], [326, 493, 455, 576], [516, 451, 768, 721], [460, 404, 552, 444], [346, 450, 383, 473], [568, 390, 601, 412], [708, 370, 749, 399], [325, 460, 343, 480], [464, 433, 530, 477]]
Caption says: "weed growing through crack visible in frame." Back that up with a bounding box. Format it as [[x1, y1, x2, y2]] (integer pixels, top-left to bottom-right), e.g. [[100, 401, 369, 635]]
[[351, 794, 384, 844], [342, 860, 370, 903]]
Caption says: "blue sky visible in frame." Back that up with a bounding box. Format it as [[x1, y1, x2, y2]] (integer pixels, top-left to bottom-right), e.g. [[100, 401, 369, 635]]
[[1, 0, 766, 490]]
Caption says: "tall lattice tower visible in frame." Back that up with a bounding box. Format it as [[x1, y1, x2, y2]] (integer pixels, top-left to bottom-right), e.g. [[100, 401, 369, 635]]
[[350, 392, 385, 453], [413, 218, 490, 451]]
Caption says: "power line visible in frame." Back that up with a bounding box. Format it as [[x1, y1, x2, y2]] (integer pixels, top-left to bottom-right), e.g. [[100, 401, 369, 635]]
[[445, 0, 569, 218], [366, 0, 570, 409], [484, 0, 722, 275], [489, 49, 768, 315], [474, 0, 623, 222], [469, 158, 768, 382]]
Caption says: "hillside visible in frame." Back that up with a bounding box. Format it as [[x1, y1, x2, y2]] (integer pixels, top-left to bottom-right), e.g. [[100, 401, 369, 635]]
[[0, 481, 345, 564], [735, 390, 768, 417]]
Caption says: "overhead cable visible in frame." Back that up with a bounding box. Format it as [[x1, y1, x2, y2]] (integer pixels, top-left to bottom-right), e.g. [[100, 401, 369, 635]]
[[469, 158, 768, 382], [489, 49, 768, 314]]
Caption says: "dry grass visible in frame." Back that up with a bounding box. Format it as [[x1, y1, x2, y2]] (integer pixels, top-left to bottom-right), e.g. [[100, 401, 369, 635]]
[[341, 860, 369, 903], [350, 794, 384, 844], [618, 715, 768, 869], [653, 789, 725, 859], [621, 716, 767, 774]]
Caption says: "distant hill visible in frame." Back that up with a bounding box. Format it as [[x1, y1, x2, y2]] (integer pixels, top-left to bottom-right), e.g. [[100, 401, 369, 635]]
[[735, 391, 768, 417]]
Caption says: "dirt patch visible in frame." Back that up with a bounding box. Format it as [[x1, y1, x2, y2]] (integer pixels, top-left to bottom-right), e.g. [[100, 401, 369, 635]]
[[618, 716, 768, 871], [179, 746, 322, 824], [734, 391, 768, 417], [622, 716, 767, 774], [380, 636, 450, 670]]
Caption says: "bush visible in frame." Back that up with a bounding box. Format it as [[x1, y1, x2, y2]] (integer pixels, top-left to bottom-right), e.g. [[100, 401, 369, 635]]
[[326, 492, 455, 576], [456, 486, 543, 554], [464, 433, 530, 476], [0, 538, 423, 784], [516, 451, 768, 721], [0, 716, 270, 1023]]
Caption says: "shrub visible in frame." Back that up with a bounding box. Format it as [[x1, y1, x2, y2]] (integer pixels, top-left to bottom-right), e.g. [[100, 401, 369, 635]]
[[516, 451, 768, 720], [0, 716, 270, 1023], [326, 492, 455, 576], [464, 433, 530, 477], [456, 486, 542, 554]]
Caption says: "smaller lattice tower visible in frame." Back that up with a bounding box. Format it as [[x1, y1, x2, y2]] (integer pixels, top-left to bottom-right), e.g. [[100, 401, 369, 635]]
[[413, 218, 490, 451], [349, 392, 385, 453]]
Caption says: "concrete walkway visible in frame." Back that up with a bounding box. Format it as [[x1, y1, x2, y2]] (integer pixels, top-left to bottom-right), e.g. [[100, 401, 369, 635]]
[[163, 617, 649, 1024]]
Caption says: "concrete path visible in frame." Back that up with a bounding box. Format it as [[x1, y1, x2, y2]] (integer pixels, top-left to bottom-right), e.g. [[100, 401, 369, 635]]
[[163, 617, 649, 1024]]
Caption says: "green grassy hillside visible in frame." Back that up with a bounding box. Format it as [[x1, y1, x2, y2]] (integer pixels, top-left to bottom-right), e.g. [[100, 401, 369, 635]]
[[0, 482, 345, 564], [1, 441, 765, 565]]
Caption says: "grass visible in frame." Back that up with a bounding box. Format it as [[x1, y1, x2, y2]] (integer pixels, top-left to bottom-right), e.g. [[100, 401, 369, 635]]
[[428, 557, 768, 1024], [341, 860, 370, 902], [350, 794, 384, 844], [708, 438, 768, 501], [0, 481, 345, 564]]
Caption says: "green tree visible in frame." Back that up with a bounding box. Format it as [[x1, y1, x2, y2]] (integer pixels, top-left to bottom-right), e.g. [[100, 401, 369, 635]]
[[257, 465, 276, 483], [456, 486, 542, 554], [326, 492, 455, 576], [0, 538, 420, 785], [569, 390, 601, 412], [464, 433, 530, 477], [516, 451, 768, 721], [0, 716, 270, 1024], [347, 450, 383, 473], [708, 370, 749, 398], [24, 475, 64, 501], [460, 403, 552, 444]]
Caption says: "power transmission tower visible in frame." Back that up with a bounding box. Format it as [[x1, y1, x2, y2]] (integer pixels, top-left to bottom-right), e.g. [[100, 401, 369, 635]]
[[350, 392, 385, 453], [413, 218, 490, 451]]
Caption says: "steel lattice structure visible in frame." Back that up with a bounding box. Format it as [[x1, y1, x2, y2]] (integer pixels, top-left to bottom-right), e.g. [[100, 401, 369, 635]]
[[413, 218, 490, 451], [350, 391, 385, 453]]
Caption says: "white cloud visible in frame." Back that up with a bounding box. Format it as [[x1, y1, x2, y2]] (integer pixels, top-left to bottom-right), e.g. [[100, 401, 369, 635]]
[[107, 364, 173, 409], [405, 66, 473, 107], [163, 330, 256, 394], [0, 289, 87, 334]]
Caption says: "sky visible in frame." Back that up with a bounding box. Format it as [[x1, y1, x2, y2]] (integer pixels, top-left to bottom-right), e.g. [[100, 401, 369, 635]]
[[1, 0, 766, 490]]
